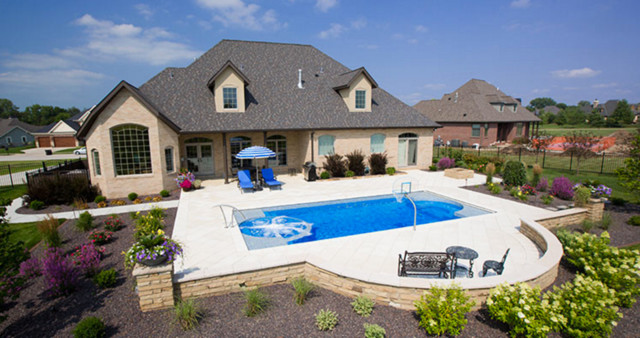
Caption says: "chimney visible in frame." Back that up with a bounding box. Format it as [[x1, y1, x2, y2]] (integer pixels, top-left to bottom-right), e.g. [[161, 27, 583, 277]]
[[297, 69, 304, 89], [515, 98, 522, 103], [593, 99, 599, 107]]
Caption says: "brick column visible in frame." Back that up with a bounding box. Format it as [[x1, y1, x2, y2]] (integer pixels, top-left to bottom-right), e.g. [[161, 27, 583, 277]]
[[586, 198, 604, 222], [132, 263, 175, 312]]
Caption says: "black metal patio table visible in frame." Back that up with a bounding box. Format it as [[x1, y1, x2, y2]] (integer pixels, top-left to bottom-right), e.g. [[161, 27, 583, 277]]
[[446, 246, 479, 278]]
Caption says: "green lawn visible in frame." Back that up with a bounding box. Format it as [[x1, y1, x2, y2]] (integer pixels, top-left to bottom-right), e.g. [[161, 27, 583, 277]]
[[0, 160, 68, 176], [539, 124, 637, 137], [623, 243, 640, 250], [53, 146, 83, 154], [0, 184, 27, 202], [0, 144, 36, 156], [8, 218, 66, 249]]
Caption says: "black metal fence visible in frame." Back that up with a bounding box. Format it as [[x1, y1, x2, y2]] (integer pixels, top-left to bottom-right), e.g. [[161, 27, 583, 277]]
[[434, 145, 627, 174], [0, 158, 88, 188]]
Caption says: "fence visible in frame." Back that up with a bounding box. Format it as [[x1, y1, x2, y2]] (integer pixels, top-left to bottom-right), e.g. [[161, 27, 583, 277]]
[[0, 159, 87, 188], [434, 145, 627, 174]]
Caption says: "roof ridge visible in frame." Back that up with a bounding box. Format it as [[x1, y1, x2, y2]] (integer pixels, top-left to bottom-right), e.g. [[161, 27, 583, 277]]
[[220, 39, 314, 48]]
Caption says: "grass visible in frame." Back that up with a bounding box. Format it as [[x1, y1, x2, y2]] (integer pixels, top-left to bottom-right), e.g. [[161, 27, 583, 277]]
[[0, 160, 68, 175], [539, 124, 637, 137], [622, 243, 640, 251], [0, 184, 27, 202], [53, 146, 83, 154], [8, 218, 66, 249], [0, 144, 35, 156]]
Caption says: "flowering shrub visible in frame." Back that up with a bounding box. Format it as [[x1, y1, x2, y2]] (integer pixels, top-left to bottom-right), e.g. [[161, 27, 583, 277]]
[[592, 184, 612, 198], [546, 275, 621, 337], [437, 157, 455, 170], [510, 187, 528, 201], [134, 212, 165, 240], [19, 257, 42, 278], [42, 248, 80, 296], [71, 243, 103, 276], [414, 284, 475, 336], [104, 215, 123, 231], [535, 177, 548, 192], [487, 182, 502, 194], [124, 230, 183, 269], [520, 184, 536, 196], [541, 194, 554, 205], [556, 229, 640, 307], [550, 176, 574, 200], [0, 275, 26, 303], [487, 282, 558, 337], [88, 230, 113, 245], [176, 169, 195, 189]]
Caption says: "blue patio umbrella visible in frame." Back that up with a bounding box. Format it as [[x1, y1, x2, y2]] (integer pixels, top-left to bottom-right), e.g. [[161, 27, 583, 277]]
[[235, 146, 276, 184]]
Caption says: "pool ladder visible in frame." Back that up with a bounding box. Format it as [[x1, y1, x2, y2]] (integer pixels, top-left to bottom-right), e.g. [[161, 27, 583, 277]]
[[403, 193, 418, 231], [213, 204, 246, 228]]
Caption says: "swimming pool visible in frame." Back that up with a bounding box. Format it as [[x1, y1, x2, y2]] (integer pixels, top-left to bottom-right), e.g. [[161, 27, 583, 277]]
[[237, 191, 490, 250]]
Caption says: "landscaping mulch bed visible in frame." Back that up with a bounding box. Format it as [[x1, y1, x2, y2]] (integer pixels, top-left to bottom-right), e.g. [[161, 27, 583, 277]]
[[2, 203, 640, 337], [464, 183, 574, 210], [16, 189, 181, 215]]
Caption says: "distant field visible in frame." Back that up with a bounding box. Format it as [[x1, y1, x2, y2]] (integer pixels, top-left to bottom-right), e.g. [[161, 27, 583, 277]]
[[539, 125, 637, 137]]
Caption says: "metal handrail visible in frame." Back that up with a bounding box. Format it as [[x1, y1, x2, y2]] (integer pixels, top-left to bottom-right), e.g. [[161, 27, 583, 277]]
[[403, 193, 418, 231], [213, 204, 245, 228]]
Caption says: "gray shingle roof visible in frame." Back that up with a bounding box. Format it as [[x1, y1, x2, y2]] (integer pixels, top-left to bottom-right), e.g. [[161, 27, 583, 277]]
[[413, 79, 540, 123], [0, 118, 40, 136], [136, 40, 438, 132]]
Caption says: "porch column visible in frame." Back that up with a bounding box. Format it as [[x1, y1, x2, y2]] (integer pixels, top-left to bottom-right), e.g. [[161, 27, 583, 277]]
[[263, 131, 268, 168], [222, 132, 229, 184]]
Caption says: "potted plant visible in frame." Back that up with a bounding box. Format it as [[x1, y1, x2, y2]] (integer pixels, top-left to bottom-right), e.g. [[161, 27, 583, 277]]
[[124, 230, 183, 268], [175, 169, 195, 192]]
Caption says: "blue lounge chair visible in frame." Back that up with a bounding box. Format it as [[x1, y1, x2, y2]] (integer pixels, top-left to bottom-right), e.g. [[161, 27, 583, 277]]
[[261, 168, 282, 189], [237, 170, 254, 193]]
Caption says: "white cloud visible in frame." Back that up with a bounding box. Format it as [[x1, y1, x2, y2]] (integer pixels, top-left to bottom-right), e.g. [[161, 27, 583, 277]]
[[351, 18, 367, 30], [532, 88, 550, 94], [358, 44, 378, 50], [423, 83, 446, 90], [318, 23, 345, 39], [3, 53, 74, 70], [135, 4, 154, 20], [0, 69, 105, 87], [195, 0, 283, 30], [592, 82, 617, 88], [510, 0, 531, 8], [415, 25, 429, 33], [316, 0, 338, 12], [551, 67, 601, 79]]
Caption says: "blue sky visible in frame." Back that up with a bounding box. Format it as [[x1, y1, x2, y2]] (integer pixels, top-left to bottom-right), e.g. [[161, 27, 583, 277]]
[[1, 0, 638, 110]]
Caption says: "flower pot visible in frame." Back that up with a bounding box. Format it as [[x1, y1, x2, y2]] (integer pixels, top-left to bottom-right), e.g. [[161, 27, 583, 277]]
[[138, 254, 168, 267], [182, 187, 192, 192]]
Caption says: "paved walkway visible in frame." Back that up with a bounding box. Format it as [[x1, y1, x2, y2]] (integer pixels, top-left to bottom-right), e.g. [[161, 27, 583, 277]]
[[5, 197, 179, 223]]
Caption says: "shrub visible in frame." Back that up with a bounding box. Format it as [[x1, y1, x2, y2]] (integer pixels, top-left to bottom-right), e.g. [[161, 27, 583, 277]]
[[152, 196, 162, 202], [627, 215, 640, 226], [368, 152, 388, 175], [88, 230, 113, 245], [243, 287, 269, 317], [109, 199, 126, 206], [535, 177, 548, 192], [364, 323, 386, 338], [291, 277, 314, 305], [19, 257, 42, 278], [103, 215, 123, 231], [574, 186, 591, 207], [414, 284, 474, 336], [71, 243, 103, 277], [37, 215, 61, 247], [148, 206, 166, 219], [531, 164, 543, 187], [127, 192, 138, 201], [0, 208, 29, 304], [487, 282, 556, 337], [437, 157, 455, 170], [132, 198, 142, 204], [386, 167, 396, 175], [323, 153, 347, 177], [487, 183, 502, 194], [520, 184, 536, 196], [134, 213, 164, 240], [510, 187, 528, 201], [96, 201, 107, 208], [345, 150, 366, 176], [173, 298, 203, 331], [93, 195, 106, 204], [315, 309, 338, 331], [541, 194, 554, 205], [550, 176, 574, 200], [193, 179, 202, 189], [93, 268, 117, 288], [429, 165, 437, 171], [160, 190, 170, 198], [42, 248, 80, 296], [345, 170, 355, 177], [485, 163, 496, 184], [27, 173, 98, 206], [556, 229, 640, 307], [610, 197, 626, 206], [600, 211, 612, 230], [73, 316, 105, 338], [29, 200, 44, 210], [581, 219, 594, 233], [502, 161, 527, 187], [73, 198, 88, 210], [351, 295, 375, 317], [76, 211, 94, 232], [320, 171, 330, 179]]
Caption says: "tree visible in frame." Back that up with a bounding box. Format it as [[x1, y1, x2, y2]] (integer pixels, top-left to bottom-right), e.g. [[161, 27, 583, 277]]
[[610, 99, 634, 125], [578, 100, 591, 107], [21, 104, 69, 125], [562, 132, 600, 175], [0, 99, 19, 119], [528, 97, 557, 110], [615, 129, 640, 201], [529, 131, 554, 163], [556, 103, 568, 110], [562, 106, 586, 125], [539, 111, 556, 124], [588, 111, 605, 127]]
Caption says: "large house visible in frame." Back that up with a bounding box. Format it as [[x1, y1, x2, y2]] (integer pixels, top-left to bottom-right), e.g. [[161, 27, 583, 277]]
[[414, 79, 540, 147], [33, 108, 92, 148], [0, 118, 39, 148], [77, 40, 439, 198]]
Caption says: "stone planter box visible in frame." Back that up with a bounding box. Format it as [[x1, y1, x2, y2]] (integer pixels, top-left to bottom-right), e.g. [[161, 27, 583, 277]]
[[444, 168, 474, 179]]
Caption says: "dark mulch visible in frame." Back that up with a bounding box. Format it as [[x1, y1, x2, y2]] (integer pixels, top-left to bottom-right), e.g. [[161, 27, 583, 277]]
[[464, 184, 573, 210], [16, 189, 181, 215], [2, 202, 639, 337]]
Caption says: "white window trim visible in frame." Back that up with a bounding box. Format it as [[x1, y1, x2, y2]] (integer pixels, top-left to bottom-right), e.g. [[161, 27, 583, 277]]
[[164, 146, 175, 173], [222, 86, 239, 111], [355, 89, 367, 110], [91, 149, 101, 176]]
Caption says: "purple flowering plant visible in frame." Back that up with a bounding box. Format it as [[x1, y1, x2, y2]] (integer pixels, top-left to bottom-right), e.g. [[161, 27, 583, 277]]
[[592, 184, 612, 198], [42, 248, 80, 296], [437, 157, 456, 170], [175, 168, 195, 188], [536, 177, 548, 192], [550, 176, 574, 200], [124, 230, 183, 269], [71, 243, 103, 276], [19, 257, 42, 278]]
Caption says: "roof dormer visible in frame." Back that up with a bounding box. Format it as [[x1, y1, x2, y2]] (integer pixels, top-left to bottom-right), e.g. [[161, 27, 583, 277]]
[[207, 60, 250, 113], [333, 67, 378, 112]]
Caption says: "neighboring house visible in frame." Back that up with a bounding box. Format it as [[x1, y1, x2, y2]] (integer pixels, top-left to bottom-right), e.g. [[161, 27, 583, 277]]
[[0, 118, 39, 148], [77, 40, 439, 198], [593, 99, 620, 119], [33, 107, 93, 148], [535, 105, 562, 116], [414, 79, 540, 148]]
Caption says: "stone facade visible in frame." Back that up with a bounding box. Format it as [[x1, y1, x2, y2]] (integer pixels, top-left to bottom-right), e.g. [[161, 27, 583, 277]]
[[132, 263, 175, 312]]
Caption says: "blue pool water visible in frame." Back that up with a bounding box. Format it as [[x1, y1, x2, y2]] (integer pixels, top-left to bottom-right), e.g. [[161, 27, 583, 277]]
[[237, 191, 489, 250]]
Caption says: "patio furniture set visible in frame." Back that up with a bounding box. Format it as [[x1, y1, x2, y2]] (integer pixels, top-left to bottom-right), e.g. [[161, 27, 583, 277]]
[[237, 167, 282, 193], [398, 246, 510, 279]]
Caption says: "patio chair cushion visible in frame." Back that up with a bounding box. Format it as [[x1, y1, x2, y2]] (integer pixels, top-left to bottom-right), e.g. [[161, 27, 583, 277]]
[[237, 170, 254, 190], [261, 168, 282, 187]]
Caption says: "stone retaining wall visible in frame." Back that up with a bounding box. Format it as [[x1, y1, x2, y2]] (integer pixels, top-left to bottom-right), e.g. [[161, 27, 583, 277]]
[[535, 198, 604, 230], [132, 263, 175, 312]]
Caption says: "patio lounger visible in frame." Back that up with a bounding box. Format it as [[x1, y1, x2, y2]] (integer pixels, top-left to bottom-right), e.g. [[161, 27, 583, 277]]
[[482, 248, 510, 277], [237, 170, 255, 193], [261, 168, 282, 189]]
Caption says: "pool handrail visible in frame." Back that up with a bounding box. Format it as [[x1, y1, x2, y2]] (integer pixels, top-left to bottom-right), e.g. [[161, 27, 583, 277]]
[[212, 204, 246, 228]]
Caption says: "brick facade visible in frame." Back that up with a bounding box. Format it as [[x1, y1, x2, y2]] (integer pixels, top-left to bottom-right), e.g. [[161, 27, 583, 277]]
[[436, 122, 531, 147]]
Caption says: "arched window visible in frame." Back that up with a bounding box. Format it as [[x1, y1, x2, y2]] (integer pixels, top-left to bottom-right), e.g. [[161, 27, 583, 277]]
[[318, 135, 335, 156], [398, 133, 418, 167], [370, 133, 385, 153], [267, 135, 287, 166], [21, 136, 27, 144], [5, 136, 11, 145], [164, 147, 174, 173], [110, 124, 151, 175], [91, 149, 101, 176], [230, 136, 252, 168]]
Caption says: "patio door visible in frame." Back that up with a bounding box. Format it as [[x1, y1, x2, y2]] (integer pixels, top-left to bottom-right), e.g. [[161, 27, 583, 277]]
[[185, 138, 214, 175], [398, 133, 418, 167]]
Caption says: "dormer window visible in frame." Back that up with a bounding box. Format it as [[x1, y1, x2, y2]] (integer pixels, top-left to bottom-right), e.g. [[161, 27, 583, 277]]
[[223, 87, 238, 109], [355, 90, 366, 109], [499, 103, 504, 112]]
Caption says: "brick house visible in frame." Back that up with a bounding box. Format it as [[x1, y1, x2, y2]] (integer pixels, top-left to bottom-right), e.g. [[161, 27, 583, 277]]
[[414, 79, 540, 148], [77, 40, 439, 198]]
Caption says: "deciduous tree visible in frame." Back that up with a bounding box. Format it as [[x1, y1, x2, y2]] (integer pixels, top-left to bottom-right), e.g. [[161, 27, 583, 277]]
[[615, 129, 640, 200], [610, 99, 634, 125], [562, 132, 600, 175], [527, 97, 557, 110]]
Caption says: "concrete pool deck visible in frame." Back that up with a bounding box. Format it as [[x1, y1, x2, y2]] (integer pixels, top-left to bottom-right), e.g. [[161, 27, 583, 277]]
[[171, 170, 568, 297]]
